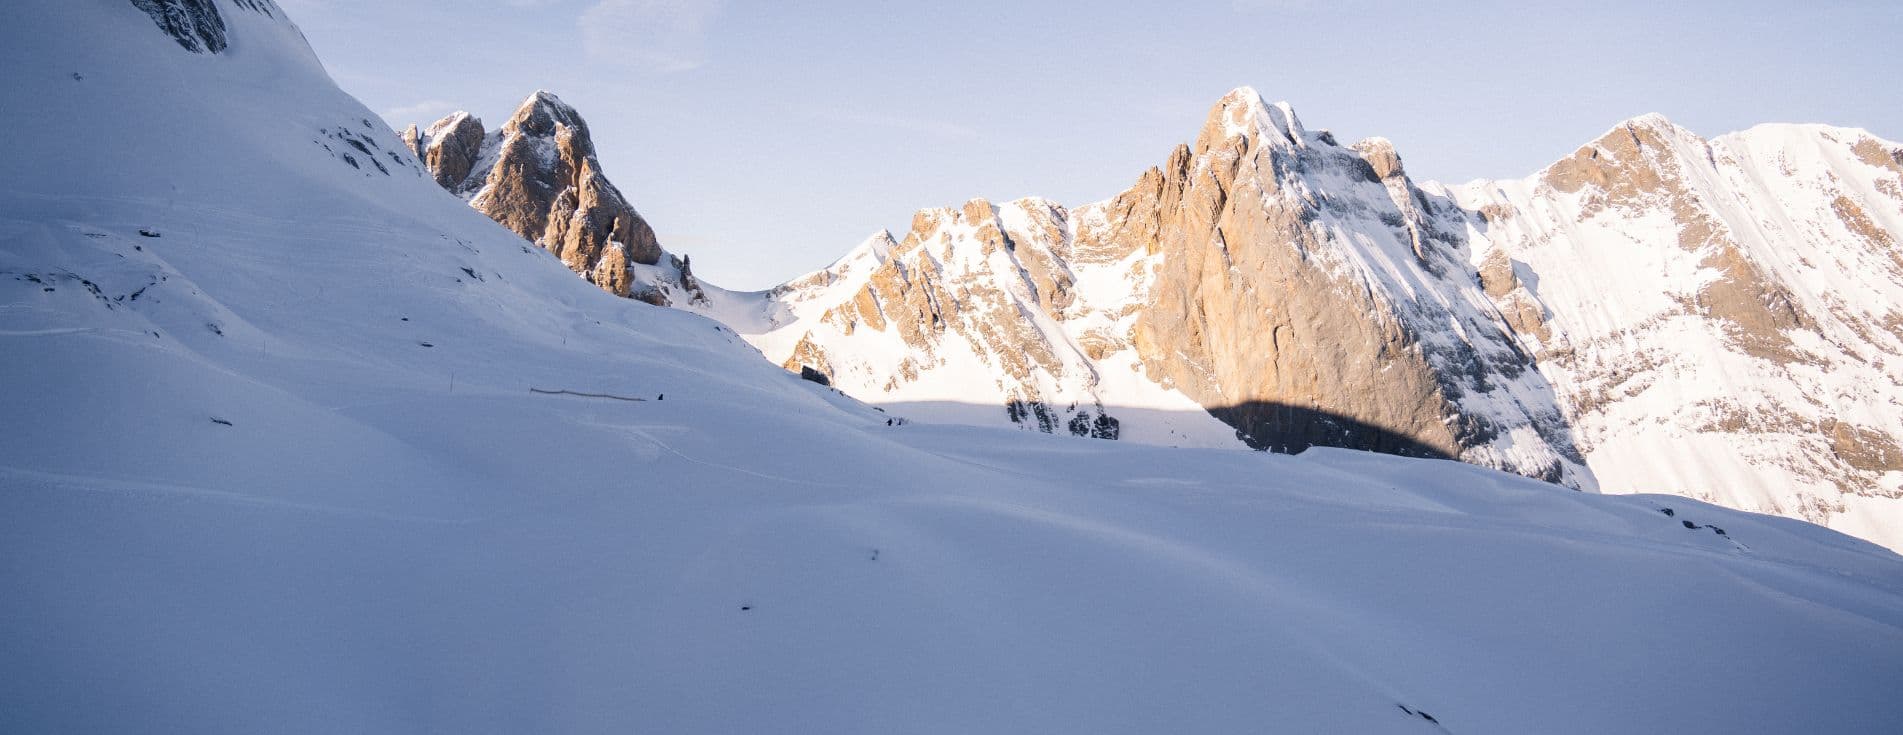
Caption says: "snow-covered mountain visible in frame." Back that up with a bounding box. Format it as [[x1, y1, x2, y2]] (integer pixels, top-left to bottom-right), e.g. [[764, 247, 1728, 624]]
[[558, 90, 1899, 550], [1451, 116, 1903, 551], [727, 92, 1594, 489], [13, 3, 1900, 732]]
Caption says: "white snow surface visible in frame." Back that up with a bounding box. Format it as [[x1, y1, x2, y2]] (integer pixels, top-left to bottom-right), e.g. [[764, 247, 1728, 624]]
[[4, 4, 1903, 734]]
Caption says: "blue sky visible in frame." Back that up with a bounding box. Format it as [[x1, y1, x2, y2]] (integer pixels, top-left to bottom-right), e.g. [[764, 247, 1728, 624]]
[[281, 0, 1902, 289]]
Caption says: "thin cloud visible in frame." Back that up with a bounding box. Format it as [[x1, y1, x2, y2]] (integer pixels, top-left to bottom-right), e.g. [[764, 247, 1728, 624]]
[[580, 0, 727, 73]]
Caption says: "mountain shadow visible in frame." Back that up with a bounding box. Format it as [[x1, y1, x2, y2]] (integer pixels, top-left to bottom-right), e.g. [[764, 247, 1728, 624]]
[[1206, 402, 1456, 460]]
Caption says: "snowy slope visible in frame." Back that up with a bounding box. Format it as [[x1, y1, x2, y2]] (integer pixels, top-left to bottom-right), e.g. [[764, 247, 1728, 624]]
[[5, 3, 1903, 734], [1450, 116, 1903, 551]]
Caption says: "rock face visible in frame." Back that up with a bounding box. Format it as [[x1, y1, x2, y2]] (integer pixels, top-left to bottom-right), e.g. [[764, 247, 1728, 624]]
[[407, 92, 686, 303], [708, 88, 1903, 549], [402, 113, 484, 192], [1112, 92, 1575, 480], [129, 0, 227, 52], [127, 0, 282, 53]]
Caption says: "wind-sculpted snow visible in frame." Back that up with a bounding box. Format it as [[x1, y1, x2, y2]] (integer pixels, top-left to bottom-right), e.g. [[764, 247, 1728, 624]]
[[5, 3, 1903, 733]]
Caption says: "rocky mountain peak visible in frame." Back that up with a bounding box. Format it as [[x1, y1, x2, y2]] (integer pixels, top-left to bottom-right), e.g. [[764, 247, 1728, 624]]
[[959, 197, 997, 225], [401, 111, 485, 192], [1352, 136, 1405, 180], [407, 91, 666, 301], [502, 90, 594, 149], [734, 87, 1589, 487], [1195, 87, 1307, 153], [1540, 112, 1711, 199]]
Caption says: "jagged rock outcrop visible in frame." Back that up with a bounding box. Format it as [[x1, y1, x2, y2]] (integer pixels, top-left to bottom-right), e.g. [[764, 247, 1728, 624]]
[[407, 92, 676, 302], [402, 113, 484, 192], [129, 0, 228, 53], [128, 0, 282, 53], [1110, 91, 1573, 478]]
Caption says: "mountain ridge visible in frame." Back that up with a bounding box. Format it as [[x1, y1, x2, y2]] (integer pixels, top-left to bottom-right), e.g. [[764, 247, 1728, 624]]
[[408, 87, 1903, 548]]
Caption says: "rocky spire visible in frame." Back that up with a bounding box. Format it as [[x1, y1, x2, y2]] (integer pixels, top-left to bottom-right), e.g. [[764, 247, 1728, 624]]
[[410, 91, 665, 301], [414, 112, 485, 193]]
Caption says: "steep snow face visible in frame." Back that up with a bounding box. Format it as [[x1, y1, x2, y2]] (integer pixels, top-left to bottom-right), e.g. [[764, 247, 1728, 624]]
[[1450, 117, 1903, 550], [728, 89, 1591, 487]]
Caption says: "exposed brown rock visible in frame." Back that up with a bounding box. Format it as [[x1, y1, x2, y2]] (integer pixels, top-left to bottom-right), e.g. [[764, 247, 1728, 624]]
[[399, 124, 422, 159], [1693, 243, 1810, 363], [1824, 420, 1903, 475], [1833, 195, 1900, 259], [1477, 249, 1552, 342], [418, 91, 664, 299], [1124, 119, 1463, 456], [1539, 115, 1815, 364], [1109, 92, 1563, 466], [419, 113, 485, 192], [1542, 115, 1680, 206], [1852, 137, 1903, 174], [782, 333, 834, 380], [1073, 144, 1192, 264], [1353, 137, 1405, 181], [1477, 249, 1520, 299]]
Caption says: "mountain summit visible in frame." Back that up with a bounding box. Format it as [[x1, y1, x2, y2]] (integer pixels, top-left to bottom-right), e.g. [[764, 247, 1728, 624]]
[[403, 91, 678, 302]]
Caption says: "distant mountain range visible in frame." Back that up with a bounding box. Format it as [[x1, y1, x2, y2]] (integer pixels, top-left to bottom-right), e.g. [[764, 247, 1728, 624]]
[[409, 89, 1903, 549]]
